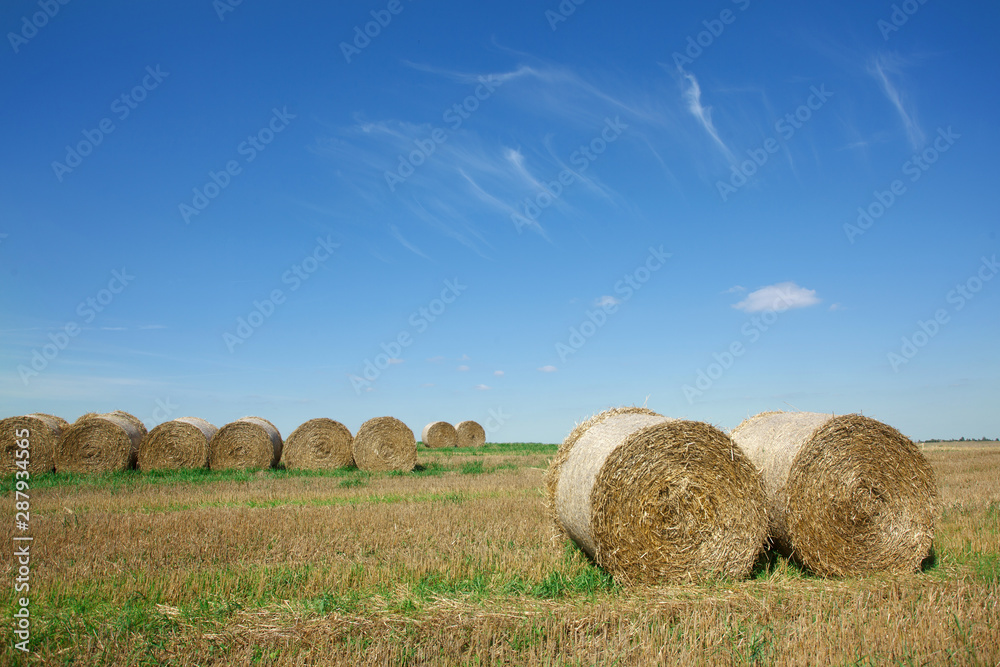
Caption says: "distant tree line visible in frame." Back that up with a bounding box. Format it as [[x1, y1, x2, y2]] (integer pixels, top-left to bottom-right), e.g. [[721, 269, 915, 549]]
[[919, 436, 998, 443]]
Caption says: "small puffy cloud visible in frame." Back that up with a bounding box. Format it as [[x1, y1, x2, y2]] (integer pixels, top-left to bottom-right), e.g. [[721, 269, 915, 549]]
[[538, 365, 558, 373], [474, 384, 491, 391], [594, 295, 621, 308], [493, 370, 504, 376], [721, 285, 746, 294], [457, 365, 470, 371], [829, 303, 843, 311], [732, 282, 820, 313]]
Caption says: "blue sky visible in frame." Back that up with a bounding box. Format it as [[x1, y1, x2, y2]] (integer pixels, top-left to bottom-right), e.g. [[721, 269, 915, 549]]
[[2, 0, 997, 443]]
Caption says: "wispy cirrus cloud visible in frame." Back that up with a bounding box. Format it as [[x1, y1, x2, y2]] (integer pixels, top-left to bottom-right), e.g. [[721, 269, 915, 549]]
[[677, 67, 735, 163], [868, 53, 924, 149]]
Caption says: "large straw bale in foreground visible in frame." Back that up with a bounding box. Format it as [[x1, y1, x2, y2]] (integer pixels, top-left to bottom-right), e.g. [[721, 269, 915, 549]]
[[283, 418, 354, 470], [353, 416, 416, 472], [730, 411, 939, 577], [421, 421, 457, 448], [455, 420, 486, 447], [0, 413, 68, 474], [209, 417, 282, 470], [138, 417, 217, 470], [548, 407, 768, 585], [57, 411, 146, 473]]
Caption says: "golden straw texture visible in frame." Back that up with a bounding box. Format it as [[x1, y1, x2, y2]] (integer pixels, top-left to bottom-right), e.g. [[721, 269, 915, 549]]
[[283, 418, 354, 470], [138, 417, 217, 470], [209, 416, 282, 470], [731, 411, 940, 577]]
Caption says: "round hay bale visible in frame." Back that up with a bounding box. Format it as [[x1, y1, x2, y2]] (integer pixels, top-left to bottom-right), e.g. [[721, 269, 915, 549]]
[[209, 417, 282, 470], [283, 418, 354, 470], [455, 420, 486, 448], [57, 411, 146, 473], [550, 407, 768, 585], [138, 417, 217, 471], [353, 416, 416, 473], [0, 413, 68, 474], [730, 411, 940, 577], [421, 421, 457, 448]]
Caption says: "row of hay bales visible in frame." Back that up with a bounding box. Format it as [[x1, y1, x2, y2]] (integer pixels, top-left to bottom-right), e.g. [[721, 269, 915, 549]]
[[546, 407, 939, 583], [1, 412, 487, 475]]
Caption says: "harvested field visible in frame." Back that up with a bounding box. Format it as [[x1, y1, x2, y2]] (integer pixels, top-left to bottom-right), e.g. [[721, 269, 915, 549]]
[[1, 442, 997, 665]]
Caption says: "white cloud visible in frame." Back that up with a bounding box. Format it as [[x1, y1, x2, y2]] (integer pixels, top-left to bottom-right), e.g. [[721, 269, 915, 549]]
[[474, 384, 490, 391], [829, 303, 843, 311], [388, 224, 430, 260], [732, 282, 820, 313], [538, 365, 558, 373], [493, 370, 504, 376], [594, 295, 620, 308], [457, 365, 470, 371], [721, 285, 746, 294], [388, 358, 404, 365]]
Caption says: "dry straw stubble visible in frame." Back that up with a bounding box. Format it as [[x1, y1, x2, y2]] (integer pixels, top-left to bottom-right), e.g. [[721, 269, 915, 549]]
[[283, 418, 354, 470], [138, 417, 217, 471], [731, 411, 940, 577], [57, 411, 147, 473], [550, 407, 768, 585], [0, 413, 68, 474], [421, 421, 457, 448], [209, 417, 283, 470], [353, 416, 417, 473], [455, 420, 486, 448]]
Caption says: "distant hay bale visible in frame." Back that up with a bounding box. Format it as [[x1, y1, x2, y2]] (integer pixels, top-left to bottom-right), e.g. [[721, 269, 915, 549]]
[[549, 407, 768, 585], [138, 417, 217, 471], [421, 421, 457, 448], [209, 417, 282, 470], [58, 411, 146, 473], [353, 416, 416, 473], [455, 420, 486, 447], [731, 411, 940, 577], [283, 418, 354, 470], [0, 413, 68, 474]]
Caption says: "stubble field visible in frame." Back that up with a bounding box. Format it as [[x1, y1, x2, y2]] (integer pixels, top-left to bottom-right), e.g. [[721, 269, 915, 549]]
[[2, 441, 998, 665]]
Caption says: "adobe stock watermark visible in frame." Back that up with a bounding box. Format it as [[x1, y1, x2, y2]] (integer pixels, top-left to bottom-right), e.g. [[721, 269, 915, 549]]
[[17, 268, 135, 385], [178, 106, 295, 224], [384, 74, 504, 192], [223, 235, 339, 352], [844, 126, 959, 244], [12, 424, 32, 653], [555, 245, 671, 362], [341, 0, 415, 63], [878, 0, 931, 40], [545, 0, 587, 31], [887, 254, 997, 372], [349, 278, 467, 393], [682, 287, 797, 403], [213, 0, 245, 21], [141, 397, 179, 431], [7, 0, 71, 53], [51, 65, 169, 182], [717, 84, 833, 202], [510, 116, 629, 233], [671, 0, 751, 68], [482, 407, 511, 438]]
